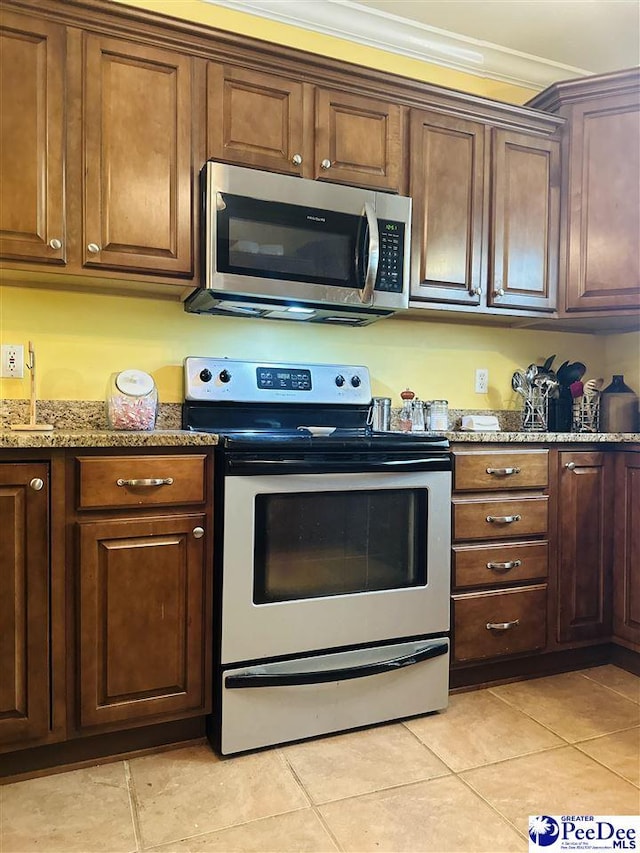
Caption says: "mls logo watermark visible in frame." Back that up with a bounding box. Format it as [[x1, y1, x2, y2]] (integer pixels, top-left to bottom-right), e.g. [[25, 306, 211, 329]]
[[529, 816, 639, 851]]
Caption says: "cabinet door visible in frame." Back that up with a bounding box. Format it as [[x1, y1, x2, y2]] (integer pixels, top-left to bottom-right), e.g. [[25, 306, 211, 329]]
[[0, 463, 49, 749], [489, 130, 559, 311], [207, 63, 306, 175], [409, 111, 485, 305], [83, 35, 192, 275], [613, 452, 640, 646], [314, 89, 402, 191], [557, 451, 613, 643], [0, 11, 65, 263], [565, 93, 640, 312], [78, 514, 208, 730]]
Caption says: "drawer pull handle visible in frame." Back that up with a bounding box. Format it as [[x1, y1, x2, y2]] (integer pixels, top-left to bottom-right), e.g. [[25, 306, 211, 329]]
[[486, 620, 520, 631], [486, 559, 522, 571], [116, 477, 174, 487], [486, 467, 521, 476], [486, 514, 521, 524]]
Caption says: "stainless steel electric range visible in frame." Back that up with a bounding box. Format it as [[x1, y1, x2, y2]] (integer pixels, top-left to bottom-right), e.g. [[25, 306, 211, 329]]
[[183, 357, 452, 755]]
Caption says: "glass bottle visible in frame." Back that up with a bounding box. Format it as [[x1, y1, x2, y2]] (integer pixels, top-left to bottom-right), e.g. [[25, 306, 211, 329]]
[[430, 400, 449, 432], [399, 388, 415, 432]]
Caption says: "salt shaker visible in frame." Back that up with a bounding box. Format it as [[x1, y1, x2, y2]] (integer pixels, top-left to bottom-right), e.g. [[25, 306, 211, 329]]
[[411, 398, 426, 431]]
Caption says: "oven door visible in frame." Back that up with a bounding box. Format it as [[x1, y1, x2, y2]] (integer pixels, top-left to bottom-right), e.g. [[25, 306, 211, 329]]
[[220, 465, 451, 664]]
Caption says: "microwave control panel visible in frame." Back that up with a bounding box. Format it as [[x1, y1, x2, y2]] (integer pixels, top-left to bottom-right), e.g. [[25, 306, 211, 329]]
[[375, 220, 405, 293]]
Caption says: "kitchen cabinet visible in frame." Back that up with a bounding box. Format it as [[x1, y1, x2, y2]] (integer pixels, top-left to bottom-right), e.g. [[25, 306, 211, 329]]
[[0, 10, 65, 264], [207, 63, 403, 191], [528, 69, 640, 314], [451, 449, 550, 665], [71, 453, 212, 733], [0, 10, 194, 288], [410, 110, 560, 313], [613, 450, 640, 648], [0, 463, 50, 750], [556, 450, 613, 643]]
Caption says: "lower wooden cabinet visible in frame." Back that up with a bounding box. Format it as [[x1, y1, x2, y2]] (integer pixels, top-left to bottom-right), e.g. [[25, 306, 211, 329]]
[[0, 463, 50, 750], [556, 450, 613, 643], [613, 450, 640, 648], [77, 513, 208, 729], [453, 585, 547, 663]]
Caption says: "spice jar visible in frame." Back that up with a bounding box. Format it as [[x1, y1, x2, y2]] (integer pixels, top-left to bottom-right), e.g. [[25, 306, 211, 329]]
[[107, 370, 158, 431]]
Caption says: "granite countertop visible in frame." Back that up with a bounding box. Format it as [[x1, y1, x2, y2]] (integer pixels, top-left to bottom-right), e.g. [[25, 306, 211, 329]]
[[0, 429, 219, 449], [1, 427, 638, 449], [445, 431, 640, 443]]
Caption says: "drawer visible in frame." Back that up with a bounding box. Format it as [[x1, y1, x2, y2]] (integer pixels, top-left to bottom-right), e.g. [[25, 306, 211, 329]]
[[452, 496, 548, 541], [77, 455, 207, 509], [454, 450, 548, 491], [453, 541, 548, 589], [453, 585, 547, 663]]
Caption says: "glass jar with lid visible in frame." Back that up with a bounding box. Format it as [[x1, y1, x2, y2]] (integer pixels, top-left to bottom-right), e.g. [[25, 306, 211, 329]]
[[429, 400, 449, 432], [107, 369, 158, 430]]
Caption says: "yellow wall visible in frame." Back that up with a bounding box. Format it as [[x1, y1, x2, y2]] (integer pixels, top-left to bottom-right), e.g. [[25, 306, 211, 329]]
[[603, 331, 640, 393], [0, 284, 613, 409], [0, 1, 632, 412]]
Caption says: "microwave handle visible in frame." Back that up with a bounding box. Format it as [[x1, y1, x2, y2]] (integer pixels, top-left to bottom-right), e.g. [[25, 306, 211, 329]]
[[360, 202, 380, 306]]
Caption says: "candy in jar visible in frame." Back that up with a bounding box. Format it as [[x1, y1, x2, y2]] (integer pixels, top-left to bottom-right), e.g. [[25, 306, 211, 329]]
[[107, 370, 158, 430]]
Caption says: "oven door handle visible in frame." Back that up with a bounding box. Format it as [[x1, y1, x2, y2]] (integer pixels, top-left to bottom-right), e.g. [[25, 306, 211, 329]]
[[225, 641, 448, 689], [226, 457, 450, 473]]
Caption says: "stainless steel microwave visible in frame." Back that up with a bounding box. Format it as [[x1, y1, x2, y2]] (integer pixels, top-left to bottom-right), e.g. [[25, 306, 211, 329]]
[[184, 162, 412, 325]]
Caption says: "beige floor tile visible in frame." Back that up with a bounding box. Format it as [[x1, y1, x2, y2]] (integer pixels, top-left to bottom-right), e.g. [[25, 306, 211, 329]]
[[462, 746, 640, 838], [580, 665, 640, 703], [490, 671, 640, 741], [318, 775, 526, 852], [146, 809, 339, 852], [0, 762, 136, 853], [281, 723, 449, 804], [129, 743, 308, 848], [576, 727, 640, 786], [405, 689, 564, 771]]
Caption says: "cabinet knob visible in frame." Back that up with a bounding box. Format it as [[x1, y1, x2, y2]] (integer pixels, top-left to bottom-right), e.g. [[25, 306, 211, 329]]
[[486, 620, 520, 631], [494, 287, 505, 297], [29, 477, 44, 491], [192, 527, 205, 539], [87, 243, 101, 254], [48, 238, 62, 250], [470, 287, 482, 296], [291, 153, 303, 166], [320, 158, 332, 170], [565, 462, 576, 470]]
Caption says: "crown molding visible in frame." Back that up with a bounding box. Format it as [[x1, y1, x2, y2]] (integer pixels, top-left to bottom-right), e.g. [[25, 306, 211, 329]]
[[204, 0, 591, 90]]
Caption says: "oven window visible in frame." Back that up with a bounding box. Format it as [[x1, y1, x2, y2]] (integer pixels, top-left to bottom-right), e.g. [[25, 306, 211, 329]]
[[253, 488, 427, 603]]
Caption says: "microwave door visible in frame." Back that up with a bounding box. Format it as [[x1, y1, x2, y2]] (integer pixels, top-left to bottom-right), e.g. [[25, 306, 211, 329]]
[[356, 203, 380, 306]]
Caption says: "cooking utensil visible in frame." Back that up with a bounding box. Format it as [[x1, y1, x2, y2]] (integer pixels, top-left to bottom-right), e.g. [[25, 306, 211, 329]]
[[511, 371, 527, 396]]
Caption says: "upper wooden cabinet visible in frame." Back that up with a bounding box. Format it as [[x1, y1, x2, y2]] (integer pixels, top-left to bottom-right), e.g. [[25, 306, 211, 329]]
[[83, 35, 193, 275], [0, 13, 194, 287], [528, 69, 640, 315], [206, 64, 403, 192], [0, 463, 50, 751], [410, 110, 560, 314], [0, 11, 65, 264], [207, 64, 306, 177]]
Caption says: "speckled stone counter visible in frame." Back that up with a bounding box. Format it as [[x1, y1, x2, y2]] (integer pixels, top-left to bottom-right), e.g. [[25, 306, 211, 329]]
[[0, 429, 218, 449], [445, 431, 640, 443]]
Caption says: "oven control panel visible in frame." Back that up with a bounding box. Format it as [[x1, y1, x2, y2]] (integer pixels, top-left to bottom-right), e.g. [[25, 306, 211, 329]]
[[184, 357, 371, 404]]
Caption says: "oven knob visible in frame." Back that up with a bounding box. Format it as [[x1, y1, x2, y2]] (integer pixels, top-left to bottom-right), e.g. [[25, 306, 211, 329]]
[[335, 374, 345, 387], [219, 369, 232, 383], [351, 375, 361, 388], [199, 368, 212, 383]]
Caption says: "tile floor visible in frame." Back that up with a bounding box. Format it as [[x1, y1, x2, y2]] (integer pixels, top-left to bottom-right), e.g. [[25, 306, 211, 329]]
[[1, 665, 639, 853]]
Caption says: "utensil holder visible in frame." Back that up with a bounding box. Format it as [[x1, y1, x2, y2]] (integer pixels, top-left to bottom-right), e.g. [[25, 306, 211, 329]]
[[572, 396, 600, 433], [521, 387, 548, 432]]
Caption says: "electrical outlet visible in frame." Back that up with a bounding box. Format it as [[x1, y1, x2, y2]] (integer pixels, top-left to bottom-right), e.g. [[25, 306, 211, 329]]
[[1, 344, 24, 378], [475, 368, 489, 394]]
